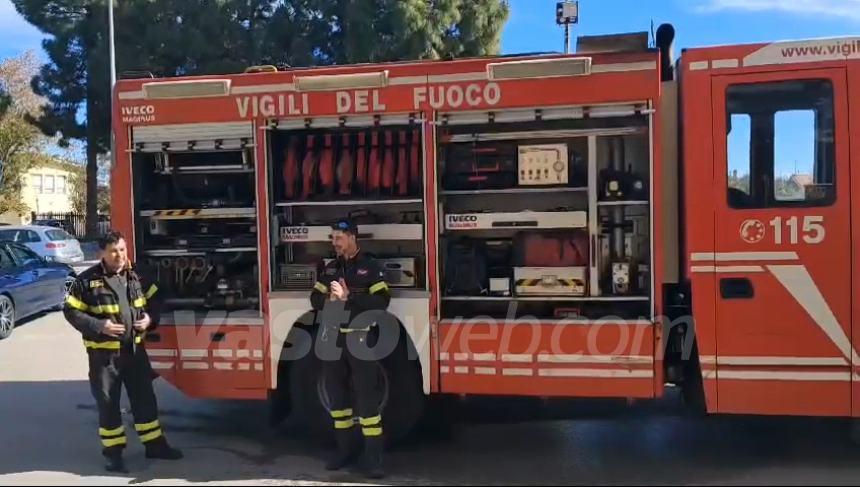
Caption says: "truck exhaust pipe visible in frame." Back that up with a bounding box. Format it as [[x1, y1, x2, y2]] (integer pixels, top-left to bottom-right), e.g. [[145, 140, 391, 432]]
[[656, 23, 676, 82]]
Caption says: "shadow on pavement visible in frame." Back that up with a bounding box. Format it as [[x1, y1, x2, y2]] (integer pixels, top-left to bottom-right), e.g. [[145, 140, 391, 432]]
[[0, 379, 858, 485]]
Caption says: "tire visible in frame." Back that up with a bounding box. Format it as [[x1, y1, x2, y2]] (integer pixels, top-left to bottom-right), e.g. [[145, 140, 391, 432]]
[[851, 420, 860, 446], [0, 295, 15, 340], [287, 328, 336, 446], [286, 320, 425, 448], [375, 328, 425, 446], [681, 342, 707, 416]]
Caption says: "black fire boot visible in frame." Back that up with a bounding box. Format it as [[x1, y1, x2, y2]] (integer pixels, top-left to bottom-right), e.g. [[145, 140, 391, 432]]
[[144, 437, 184, 460], [359, 436, 385, 480], [104, 452, 128, 474], [326, 429, 360, 471]]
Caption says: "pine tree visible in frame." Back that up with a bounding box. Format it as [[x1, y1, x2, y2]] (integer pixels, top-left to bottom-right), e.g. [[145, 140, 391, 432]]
[[13, 0, 108, 234], [12, 0, 510, 234], [295, 0, 510, 64]]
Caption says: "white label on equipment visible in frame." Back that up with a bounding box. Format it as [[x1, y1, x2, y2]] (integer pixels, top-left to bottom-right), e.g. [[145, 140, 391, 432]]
[[518, 144, 568, 186], [280, 226, 312, 242], [445, 211, 587, 231]]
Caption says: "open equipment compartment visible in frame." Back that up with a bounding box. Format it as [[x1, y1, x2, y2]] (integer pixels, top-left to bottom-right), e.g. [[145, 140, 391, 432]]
[[131, 122, 261, 313], [436, 110, 652, 320], [594, 133, 652, 303], [268, 117, 427, 293]]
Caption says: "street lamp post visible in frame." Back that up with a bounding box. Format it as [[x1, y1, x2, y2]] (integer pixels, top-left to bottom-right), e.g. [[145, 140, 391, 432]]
[[556, 1, 580, 54], [108, 0, 116, 89], [108, 0, 116, 172]]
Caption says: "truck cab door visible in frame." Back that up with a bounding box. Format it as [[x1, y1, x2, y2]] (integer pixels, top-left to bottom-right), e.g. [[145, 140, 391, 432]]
[[708, 69, 852, 416]]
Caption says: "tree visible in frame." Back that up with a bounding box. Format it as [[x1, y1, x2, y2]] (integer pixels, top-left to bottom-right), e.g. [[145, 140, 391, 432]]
[[68, 166, 86, 214], [97, 180, 110, 213], [11, 0, 107, 235], [0, 87, 10, 118], [69, 167, 108, 214], [294, 0, 510, 64], [0, 112, 55, 216], [0, 50, 46, 117], [13, 0, 509, 230], [0, 52, 52, 216]]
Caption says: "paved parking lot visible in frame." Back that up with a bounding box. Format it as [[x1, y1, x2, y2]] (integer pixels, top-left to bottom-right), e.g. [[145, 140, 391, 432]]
[[1, 311, 860, 486]]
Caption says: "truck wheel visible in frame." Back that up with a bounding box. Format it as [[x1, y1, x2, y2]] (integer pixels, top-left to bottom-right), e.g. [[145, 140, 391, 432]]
[[288, 339, 335, 446], [851, 420, 860, 446], [681, 343, 707, 416], [288, 324, 425, 447], [375, 328, 425, 446]]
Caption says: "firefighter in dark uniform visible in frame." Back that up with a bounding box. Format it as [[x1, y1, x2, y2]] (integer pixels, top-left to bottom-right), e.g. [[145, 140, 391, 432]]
[[64, 231, 183, 473], [311, 218, 391, 479]]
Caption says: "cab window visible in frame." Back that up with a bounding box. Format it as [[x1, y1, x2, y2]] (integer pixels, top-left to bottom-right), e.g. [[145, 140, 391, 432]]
[[0, 248, 14, 270], [726, 79, 835, 208]]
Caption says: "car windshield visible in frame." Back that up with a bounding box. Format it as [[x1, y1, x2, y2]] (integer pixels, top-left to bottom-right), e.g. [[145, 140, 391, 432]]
[[46, 229, 72, 241]]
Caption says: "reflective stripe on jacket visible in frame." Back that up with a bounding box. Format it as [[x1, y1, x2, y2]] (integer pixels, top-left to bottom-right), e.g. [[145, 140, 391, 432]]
[[63, 262, 159, 351]]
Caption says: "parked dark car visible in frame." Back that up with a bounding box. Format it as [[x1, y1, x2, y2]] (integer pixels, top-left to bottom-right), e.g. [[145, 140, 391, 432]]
[[0, 242, 76, 340]]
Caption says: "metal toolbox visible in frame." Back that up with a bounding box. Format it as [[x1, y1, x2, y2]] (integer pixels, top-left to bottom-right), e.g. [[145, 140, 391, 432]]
[[514, 267, 587, 296], [378, 258, 417, 288], [279, 264, 318, 290]]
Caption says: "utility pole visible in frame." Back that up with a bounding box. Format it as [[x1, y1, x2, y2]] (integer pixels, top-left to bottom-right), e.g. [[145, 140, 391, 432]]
[[556, 1, 579, 54], [109, 0, 116, 88], [108, 0, 116, 175]]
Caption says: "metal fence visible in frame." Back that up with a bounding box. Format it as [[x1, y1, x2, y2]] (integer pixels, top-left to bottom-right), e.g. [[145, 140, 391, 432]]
[[31, 212, 111, 239]]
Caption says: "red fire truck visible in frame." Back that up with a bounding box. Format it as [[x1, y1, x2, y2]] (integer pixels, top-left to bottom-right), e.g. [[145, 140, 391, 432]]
[[110, 23, 860, 442]]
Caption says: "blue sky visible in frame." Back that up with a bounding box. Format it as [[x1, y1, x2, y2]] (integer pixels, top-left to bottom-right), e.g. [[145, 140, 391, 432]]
[[2, 0, 858, 178], [5, 0, 860, 62], [501, 0, 860, 54]]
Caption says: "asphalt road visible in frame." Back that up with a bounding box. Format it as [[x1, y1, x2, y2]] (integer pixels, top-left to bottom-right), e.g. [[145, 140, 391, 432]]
[[1, 311, 860, 486]]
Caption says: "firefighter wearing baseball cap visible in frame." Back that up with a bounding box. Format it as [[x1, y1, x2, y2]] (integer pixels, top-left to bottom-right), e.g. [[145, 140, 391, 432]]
[[63, 231, 183, 473], [310, 218, 391, 479]]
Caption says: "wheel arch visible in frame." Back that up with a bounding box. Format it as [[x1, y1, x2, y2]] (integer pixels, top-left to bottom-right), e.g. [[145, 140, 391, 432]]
[[268, 296, 431, 396]]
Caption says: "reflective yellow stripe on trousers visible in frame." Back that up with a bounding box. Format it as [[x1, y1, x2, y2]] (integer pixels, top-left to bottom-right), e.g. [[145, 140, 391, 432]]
[[101, 436, 127, 447], [331, 408, 355, 429], [360, 415, 383, 437], [135, 420, 160, 432], [330, 408, 353, 419], [99, 426, 124, 437], [359, 415, 382, 427], [99, 425, 126, 447], [362, 427, 383, 437], [139, 429, 163, 443]]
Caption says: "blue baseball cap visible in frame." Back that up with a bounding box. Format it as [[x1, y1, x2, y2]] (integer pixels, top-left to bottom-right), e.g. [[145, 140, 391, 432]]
[[331, 218, 358, 235]]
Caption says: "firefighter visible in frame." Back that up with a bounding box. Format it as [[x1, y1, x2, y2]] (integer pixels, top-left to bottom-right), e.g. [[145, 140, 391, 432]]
[[310, 218, 391, 479], [64, 231, 183, 473]]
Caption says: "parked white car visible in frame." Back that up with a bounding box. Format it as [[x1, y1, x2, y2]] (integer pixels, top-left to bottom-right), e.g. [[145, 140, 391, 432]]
[[0, 226, 85, 264]]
